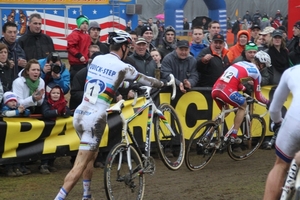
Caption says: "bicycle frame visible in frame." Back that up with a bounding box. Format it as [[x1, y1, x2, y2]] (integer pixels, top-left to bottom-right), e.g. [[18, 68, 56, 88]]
[[214, 94, 267, 145], [107, 86, 176, 173], [281, 159, 299, 200]]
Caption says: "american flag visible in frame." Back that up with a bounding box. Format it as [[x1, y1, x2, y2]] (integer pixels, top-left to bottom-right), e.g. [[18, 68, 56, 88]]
[[1, 5, 128, 51]]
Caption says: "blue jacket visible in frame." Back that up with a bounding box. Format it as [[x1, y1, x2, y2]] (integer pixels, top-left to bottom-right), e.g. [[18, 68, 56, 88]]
[[1, 105, 30, 117], [38, 58, 70, 94], [190, 42, 208, 58]]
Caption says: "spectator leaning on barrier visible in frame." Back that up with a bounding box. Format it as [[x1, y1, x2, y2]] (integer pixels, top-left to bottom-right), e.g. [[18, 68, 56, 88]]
[[38, 52, 70, 94], [197, 33, 230, 87], [0, 21, 27, 79], [0, 43, 14, 92], [18, 13, 55, 61], [190, 26, 209, 58], [158, 25, 177, 59], [161, 40, 198, 94], [67, 15, 91, 82], [12, 59, 45, 113], [227, 30, 250, 64], [88, 21, 109, 54]]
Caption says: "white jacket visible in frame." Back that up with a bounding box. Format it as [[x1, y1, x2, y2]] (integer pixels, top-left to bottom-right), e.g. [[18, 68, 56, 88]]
[[12, 76, 45, 108]]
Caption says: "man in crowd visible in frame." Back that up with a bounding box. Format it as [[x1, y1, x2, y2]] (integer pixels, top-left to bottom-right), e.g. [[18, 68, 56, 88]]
[[197, 34, 230, 87], [161, 40, 198, 94], [148, 18, 158, 40], [203, 21, 228, 48], [129, 37, 156, 77], [158, 26, 177, 58], [18, 13, 55, 61], [134, 19, 144, 36], [183, 17, 190, 36], [140, 25, 155, 52], [88, 21, 109, 54], [189, 26, 208, 58], [287, 21, 300, 52], [0, 21, 26, 78], [258, 26, 275, 51], [250, 23, 261, 42]]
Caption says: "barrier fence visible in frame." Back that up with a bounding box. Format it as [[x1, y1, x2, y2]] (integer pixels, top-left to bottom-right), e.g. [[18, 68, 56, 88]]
[[0, 86, 290, 165]]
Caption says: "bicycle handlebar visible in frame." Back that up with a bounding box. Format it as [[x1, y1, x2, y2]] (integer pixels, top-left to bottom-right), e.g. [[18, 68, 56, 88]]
[[131, 74, 176, 106], [243, 93, 267, 107]]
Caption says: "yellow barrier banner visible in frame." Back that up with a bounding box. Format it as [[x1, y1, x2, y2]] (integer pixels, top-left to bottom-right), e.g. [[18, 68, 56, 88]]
[[0, 86, 291, 164]]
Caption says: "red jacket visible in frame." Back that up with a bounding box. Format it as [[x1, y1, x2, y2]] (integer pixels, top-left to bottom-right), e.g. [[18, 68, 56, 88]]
[[67, 29, 91, 65]]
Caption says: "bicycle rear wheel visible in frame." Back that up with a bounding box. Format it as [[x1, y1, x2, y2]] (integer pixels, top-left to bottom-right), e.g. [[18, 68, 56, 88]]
[[227, 114, 266, 161], [104, 143, 145, 200], [154, 103, 185, 170], [185, 120, 218, 171]]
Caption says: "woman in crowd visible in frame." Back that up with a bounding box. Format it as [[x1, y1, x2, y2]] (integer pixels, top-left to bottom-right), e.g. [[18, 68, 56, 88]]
[[12, 59, 45, 113], [0, 43, 14, 92]]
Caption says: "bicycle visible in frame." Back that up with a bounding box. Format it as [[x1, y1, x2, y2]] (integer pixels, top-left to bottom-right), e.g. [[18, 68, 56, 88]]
[[280, 158, 300, 200], [103, 74, 185, 200], [185, 93, 268, 171]]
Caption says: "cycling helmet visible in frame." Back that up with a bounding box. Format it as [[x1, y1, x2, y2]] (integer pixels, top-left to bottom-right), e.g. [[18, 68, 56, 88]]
[[108, 30, 132, 45], [254, 50, 272, 67]]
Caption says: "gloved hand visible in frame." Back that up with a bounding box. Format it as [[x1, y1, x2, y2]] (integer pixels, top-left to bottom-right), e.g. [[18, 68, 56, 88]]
[[271, 121, 281, 132], [243, 83, 253, 95]]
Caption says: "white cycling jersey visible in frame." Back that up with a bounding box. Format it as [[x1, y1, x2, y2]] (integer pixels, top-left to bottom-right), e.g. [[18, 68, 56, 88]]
[[73, 52, 162, 151], [269, 64, 300, 162]]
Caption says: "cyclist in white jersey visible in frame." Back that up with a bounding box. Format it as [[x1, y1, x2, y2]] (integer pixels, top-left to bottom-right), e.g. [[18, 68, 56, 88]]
[[263, 65, 300, 199], [54, 30, 164, 200]]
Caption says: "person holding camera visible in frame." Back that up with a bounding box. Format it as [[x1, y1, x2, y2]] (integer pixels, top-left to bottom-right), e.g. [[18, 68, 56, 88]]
[[38, 52, 70, 95]]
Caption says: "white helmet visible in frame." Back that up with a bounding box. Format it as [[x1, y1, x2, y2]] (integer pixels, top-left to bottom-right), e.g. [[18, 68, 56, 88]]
[[108, 30, 132, 45], [254, 51, 272, 67]]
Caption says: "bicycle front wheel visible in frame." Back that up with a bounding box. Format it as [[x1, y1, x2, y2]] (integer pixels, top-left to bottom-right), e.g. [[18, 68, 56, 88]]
[[228, 114, 266, 161], [154, 103, 185, 170], [104, 143, 145, 200], [185, 120, 218, 171]]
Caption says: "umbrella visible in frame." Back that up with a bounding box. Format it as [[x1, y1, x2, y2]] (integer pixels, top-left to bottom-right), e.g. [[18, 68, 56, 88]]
[[155, 13, 165, 21], [192, 16, 212, 29]]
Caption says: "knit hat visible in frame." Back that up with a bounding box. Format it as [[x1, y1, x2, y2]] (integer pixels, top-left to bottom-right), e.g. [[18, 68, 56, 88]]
[[163, 25, 176, 37], [88, 21, 101, 32], [140, 26, 152, 36], [245, 42, 258, 51], [76, 15, 89, 28], [3, 91, 17, 104]]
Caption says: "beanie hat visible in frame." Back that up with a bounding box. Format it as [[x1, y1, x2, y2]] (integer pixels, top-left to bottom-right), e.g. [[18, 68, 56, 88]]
[[76, 15, 89, 28], [3, 91, 17, 104], [88, 21, 101, 32], [163, 25, 176, 37], [140, 26, 152, 36], [245, 42, 258, 51]]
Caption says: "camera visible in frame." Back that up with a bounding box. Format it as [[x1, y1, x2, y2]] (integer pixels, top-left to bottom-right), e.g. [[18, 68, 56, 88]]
[[49, 52, 61, 74], [50, 63, 61, 74]]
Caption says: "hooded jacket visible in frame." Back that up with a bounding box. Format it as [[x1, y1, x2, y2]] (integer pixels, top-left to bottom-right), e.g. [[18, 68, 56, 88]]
[[226, 30, 250, 64]]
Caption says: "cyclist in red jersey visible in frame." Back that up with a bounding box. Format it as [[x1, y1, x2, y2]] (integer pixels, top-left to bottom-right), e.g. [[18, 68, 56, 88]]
[[211, 51, 270, 143]]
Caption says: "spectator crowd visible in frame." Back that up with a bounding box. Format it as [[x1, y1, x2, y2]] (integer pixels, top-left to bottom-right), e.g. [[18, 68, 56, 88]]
[[0, 9, 300, 183]]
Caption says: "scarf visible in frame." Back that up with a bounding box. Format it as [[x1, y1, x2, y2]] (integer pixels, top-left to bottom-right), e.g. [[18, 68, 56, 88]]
[[268, 46, 289, 73], [25, 77, 40, 95], [47, 87, 67, 116]]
